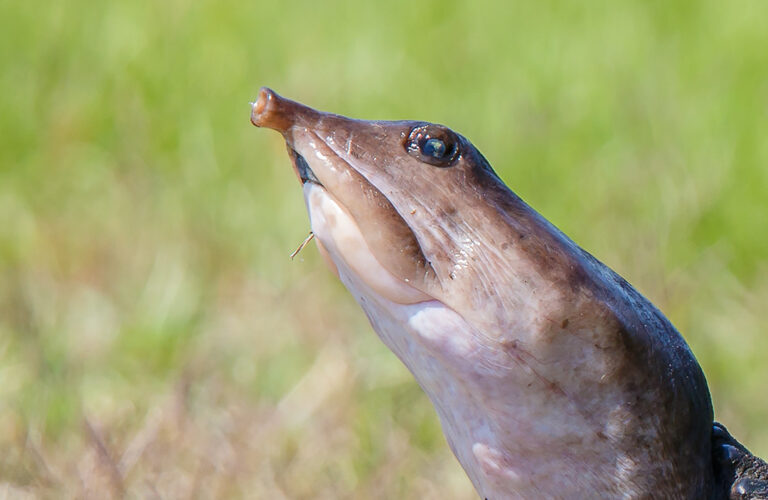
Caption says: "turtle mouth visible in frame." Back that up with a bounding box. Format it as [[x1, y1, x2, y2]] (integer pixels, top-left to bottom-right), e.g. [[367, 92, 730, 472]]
[[288, 147, 322, 186]]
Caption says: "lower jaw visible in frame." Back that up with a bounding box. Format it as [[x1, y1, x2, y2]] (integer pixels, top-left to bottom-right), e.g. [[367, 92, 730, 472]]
[[301, 183, 432, 305]]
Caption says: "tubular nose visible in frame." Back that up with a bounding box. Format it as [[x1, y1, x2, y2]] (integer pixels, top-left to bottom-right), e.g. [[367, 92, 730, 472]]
[[250, 87, 289, 131], [250, 87, 319, 134]]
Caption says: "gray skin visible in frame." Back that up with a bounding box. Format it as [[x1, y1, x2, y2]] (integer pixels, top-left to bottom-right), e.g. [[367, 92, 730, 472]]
[[249, 87, 767, 499]]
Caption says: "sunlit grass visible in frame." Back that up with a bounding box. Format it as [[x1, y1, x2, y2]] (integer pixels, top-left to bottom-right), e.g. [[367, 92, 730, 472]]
[[1, 0, 767, 497]]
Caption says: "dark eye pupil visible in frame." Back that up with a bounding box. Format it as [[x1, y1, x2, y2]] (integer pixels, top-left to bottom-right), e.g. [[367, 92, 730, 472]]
[[422, 138, 446, 158], [404, 125, 459, 166]]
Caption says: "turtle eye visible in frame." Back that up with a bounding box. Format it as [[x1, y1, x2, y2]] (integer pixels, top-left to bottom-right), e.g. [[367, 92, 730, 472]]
[[405, 125, 460, 167], [422, 138, 447, 159]]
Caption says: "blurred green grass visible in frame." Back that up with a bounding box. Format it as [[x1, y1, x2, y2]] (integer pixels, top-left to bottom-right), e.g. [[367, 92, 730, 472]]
[[1, 0, 767, 497]]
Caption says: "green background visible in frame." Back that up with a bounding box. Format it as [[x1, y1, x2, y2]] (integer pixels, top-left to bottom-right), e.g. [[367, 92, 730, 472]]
[[1, 1, 767, 497]]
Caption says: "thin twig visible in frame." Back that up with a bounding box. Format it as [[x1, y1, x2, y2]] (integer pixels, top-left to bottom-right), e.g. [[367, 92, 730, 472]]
[[289, 231, 314, 260]]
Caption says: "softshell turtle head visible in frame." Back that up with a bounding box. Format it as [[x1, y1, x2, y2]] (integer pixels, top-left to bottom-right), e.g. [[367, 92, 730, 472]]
[[250, 87, 716, 498], [250, 87, 566, 331]]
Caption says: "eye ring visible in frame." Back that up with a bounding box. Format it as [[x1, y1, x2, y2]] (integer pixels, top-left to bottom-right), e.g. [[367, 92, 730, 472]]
[[405, 125, 460, 167]]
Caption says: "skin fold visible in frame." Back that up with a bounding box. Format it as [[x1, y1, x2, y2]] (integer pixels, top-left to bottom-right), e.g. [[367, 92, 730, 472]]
[[250, 87, 767, 499]]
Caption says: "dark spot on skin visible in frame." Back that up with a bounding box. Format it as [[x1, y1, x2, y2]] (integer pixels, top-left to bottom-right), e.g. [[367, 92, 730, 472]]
[[502, 339, 519, 352], [561, 318, 569, 329], [501, 242, 510, 250], [548, 381, 567, 396], [596, 431, 608, 440], [564, 262, 592, 294]]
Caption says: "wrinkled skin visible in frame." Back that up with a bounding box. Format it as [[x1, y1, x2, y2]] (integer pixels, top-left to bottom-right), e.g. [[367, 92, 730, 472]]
[[250, 87, 767, 499]]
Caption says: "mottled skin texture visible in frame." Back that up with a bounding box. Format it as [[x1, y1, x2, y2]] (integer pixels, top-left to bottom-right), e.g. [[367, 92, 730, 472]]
[[249, 88, 766, 499], [712, 424, 768, 499]]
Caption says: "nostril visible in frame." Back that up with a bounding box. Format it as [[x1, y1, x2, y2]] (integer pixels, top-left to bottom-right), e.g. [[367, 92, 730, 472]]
[[248, 87, 325, 135], [249, 86, 321, 135], [250, 87, 277, 127]]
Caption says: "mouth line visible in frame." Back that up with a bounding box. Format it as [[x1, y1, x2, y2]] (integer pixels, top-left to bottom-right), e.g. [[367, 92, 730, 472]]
[[290, 137, 442, 293], [289, 148, 323, 186]]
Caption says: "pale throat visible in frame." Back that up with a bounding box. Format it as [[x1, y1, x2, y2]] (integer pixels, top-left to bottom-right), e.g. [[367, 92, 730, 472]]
[[301, 182, 532, 498]]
